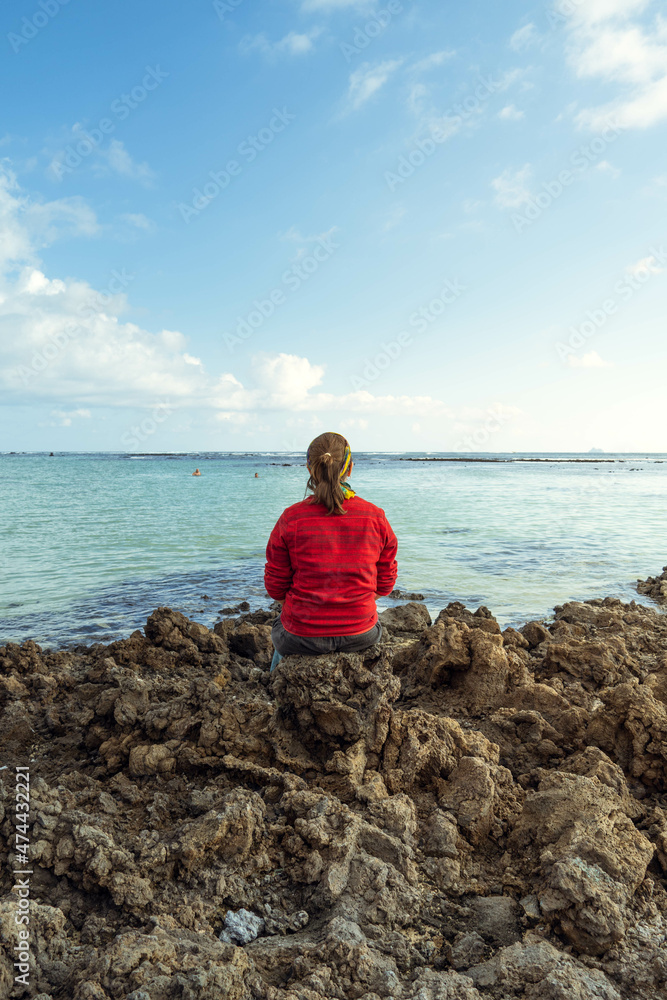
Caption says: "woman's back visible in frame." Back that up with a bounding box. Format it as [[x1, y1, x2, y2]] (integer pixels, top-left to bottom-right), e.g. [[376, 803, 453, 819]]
[[265, 493, 397, 636]]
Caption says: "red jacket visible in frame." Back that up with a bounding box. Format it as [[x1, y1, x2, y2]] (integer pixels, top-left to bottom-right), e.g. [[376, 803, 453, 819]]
[[264, 495, 398, 636]]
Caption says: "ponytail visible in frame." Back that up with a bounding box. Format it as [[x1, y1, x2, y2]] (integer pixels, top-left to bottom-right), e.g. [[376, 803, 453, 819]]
[[305, 433, 350, 515]]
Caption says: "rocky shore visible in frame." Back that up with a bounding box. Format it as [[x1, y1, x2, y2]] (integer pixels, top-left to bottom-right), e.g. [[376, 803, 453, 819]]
[[637, 566, 667, 605], [1, 575, 667, 999]]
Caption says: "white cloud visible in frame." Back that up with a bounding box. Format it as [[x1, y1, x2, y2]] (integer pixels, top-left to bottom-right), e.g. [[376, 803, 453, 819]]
[[406, 82, 429, 117], [240, 28, 322, 57], [563, 0, 667, 129], [509, 23, 539, 50], [283, 30, 321, 54], [568, 0, 652, 29], [595, 159, 621, 177], [48, 133, 155, 185], [625, 253, 664, 276], [19, 269, 66, 296], [95, 139, 155, 185], [209, 355, 456, 419], [120, 212, 153, 230], [554, 100, 579, 122], [0, 167, 99, 270], [495, 68, 529, 91], [50, 408, 91, 426], [346, 59, 403, 112], [28, 197, 99, 242], [409, 51, 456, 73], [498, 104, 525, 120], [491, 164, 533, 207], [253, 353, 324, 404], [566, 350, 612, 368], [403, 66, 524, 150], [0, 168, 463, 428]]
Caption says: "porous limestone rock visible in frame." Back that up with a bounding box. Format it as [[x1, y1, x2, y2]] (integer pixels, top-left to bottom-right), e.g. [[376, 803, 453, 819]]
[[2, 588, 667, 998]]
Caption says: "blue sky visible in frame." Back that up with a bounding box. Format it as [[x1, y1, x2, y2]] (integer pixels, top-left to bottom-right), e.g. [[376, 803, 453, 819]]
[[0, 0, 666, 452]]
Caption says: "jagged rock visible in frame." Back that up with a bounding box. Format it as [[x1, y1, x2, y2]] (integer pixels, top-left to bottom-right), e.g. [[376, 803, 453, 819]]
[[588, 680, 667, 789], [509, 770, 654, 953], [379, 601, 432, 634], [80, 921, 251, 998], [2, 585, 667, 999], [450, 930, 486, 969], [637, 566, 667, 604], [404, 968, 483, 998], [175, 788, 266, 867], [382, 710, 523, 843], [271, 648, 400, 752], [436, 602, 502, 635], [522, 621, 552, 648], [128, 742, 177, 777], [393, 618, 471, 685], [467, 894, 521, 947], [421, 809, 459, 858], [468, 938, 622, 997], [542, 636, 635, 688], [503, 626, 530, 649], [226, 622, 273, 668]]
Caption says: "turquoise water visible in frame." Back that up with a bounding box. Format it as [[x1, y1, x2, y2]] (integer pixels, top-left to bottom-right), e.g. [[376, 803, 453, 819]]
[[1, 452, 665, 648]]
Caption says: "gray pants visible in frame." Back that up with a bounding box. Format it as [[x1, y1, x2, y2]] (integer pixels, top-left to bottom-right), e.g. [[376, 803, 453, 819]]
[[270, 617, 382, 670]]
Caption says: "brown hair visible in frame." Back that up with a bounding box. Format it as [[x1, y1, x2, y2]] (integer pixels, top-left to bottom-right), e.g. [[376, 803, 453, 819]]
[[306, 431, 350, 515]]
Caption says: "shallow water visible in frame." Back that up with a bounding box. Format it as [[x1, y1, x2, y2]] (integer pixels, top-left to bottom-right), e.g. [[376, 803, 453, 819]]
[[1, 451, 665, 647]]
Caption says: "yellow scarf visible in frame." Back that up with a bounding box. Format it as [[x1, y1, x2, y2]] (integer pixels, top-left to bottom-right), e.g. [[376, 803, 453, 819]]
[[339, 445, 356, 499]]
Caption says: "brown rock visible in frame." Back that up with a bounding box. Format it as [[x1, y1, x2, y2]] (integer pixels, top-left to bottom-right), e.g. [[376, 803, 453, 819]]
[[637, 566, 667, 604], [509, 771, 654, 953], [379, 601, 432, 634], [7, 583, 667, 999], [271, 648, 399, 753]]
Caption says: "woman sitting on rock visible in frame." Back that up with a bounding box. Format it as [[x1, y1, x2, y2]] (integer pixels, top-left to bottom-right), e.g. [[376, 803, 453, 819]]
[[265, 431, 398, 671]]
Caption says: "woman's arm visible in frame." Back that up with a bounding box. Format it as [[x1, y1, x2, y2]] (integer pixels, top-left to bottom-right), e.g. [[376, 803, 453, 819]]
[[375, 516, 398, 596], [264, 516, 294, 601]]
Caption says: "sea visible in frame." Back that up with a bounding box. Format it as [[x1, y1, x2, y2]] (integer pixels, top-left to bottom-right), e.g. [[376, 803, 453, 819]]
[[1, 451, 665, 649]]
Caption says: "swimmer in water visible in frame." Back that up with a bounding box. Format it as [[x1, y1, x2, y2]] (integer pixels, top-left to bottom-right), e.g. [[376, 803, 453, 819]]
[[192, 469, 201, 476], [254, 472, 259, 478]]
